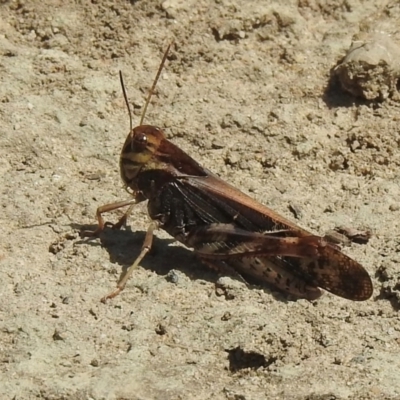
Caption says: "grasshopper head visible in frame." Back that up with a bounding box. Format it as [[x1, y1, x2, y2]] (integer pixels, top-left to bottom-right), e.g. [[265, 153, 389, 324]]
[[118, 44, 173, 192], [119, 125, 165, 189]]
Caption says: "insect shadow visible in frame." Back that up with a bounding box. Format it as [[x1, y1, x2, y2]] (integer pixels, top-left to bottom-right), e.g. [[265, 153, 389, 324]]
[[76, 223, 225, 281], [74, 223, 295, 303]]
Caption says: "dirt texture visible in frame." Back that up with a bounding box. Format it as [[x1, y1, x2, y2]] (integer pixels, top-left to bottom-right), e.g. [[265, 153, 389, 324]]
[[1, 0, 400, 399]]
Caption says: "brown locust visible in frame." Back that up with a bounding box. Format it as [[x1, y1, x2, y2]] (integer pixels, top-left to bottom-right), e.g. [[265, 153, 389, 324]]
[[84, 44, 373, 303]]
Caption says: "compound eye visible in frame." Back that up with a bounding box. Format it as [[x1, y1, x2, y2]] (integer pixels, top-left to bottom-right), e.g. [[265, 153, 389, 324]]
[[134, 132, 148, 150]]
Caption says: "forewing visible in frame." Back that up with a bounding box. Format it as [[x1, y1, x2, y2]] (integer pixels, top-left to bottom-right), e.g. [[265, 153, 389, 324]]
[[174, 173, 372, 301], [297, 247, 373, 301]]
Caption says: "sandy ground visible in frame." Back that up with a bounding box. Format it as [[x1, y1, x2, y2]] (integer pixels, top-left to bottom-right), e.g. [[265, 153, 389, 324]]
[[1, 0, 400, 399]]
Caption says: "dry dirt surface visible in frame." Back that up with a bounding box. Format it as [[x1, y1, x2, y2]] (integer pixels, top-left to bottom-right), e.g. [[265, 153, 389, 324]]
[[2, 1, 400, 399]]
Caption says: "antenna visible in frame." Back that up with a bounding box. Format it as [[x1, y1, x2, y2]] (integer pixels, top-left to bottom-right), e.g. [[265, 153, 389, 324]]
[[119, 71, 133, 133], [139, 42, 172, 126]]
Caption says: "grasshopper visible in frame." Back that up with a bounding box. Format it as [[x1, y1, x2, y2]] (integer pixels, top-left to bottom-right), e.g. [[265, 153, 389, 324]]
[[84, 44, 373, 303]]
